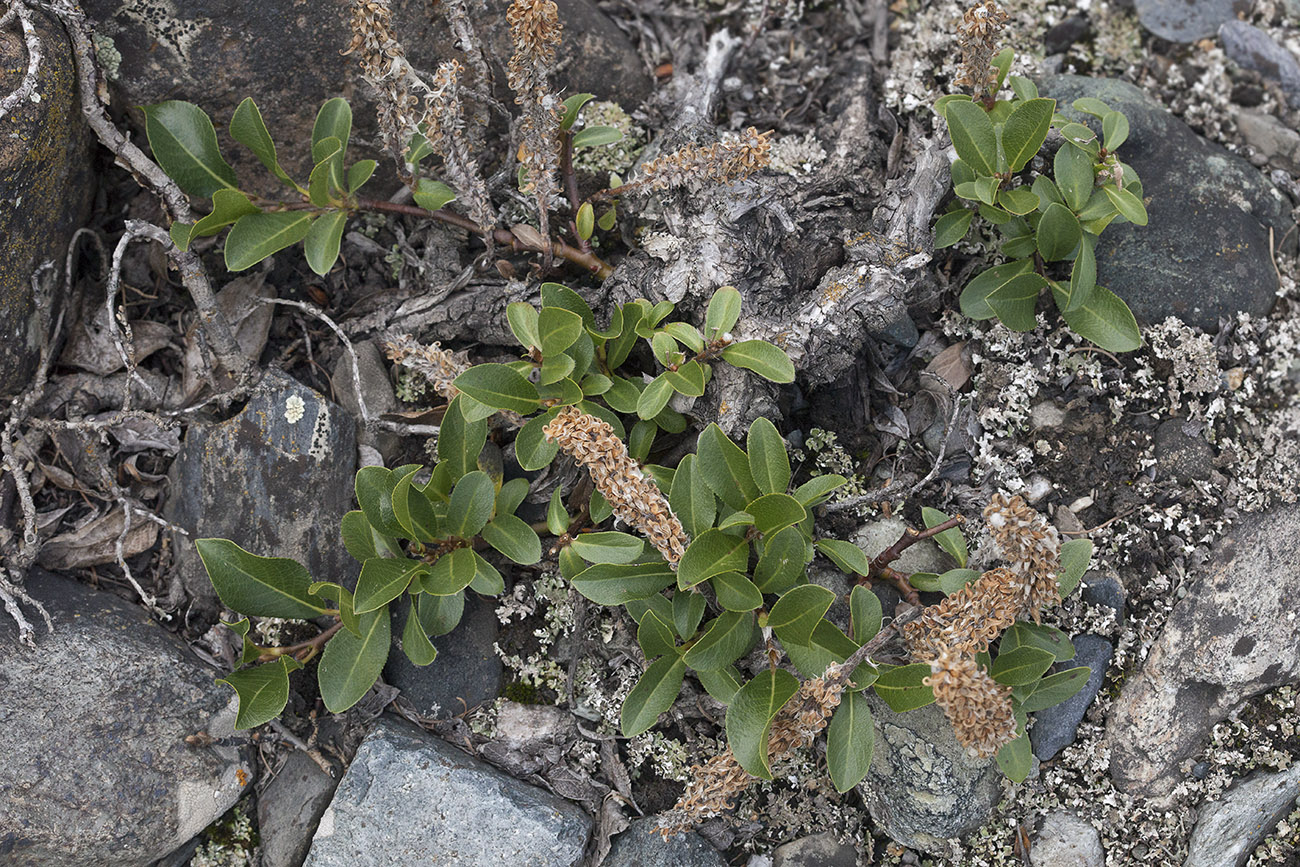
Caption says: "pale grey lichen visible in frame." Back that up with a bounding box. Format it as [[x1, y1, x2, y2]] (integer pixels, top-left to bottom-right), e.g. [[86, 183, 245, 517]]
[[571, 100, 645, 176]]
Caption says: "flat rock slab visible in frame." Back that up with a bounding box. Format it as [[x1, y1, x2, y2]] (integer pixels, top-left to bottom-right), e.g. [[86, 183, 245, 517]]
[[165, 370, 357, 627], [304, 716, 591, 866], [384, 592, 502, 718], [1220, 21, 1300, 105], [772, 831, 859, 867], [1030, 812, 1104, 867], [860, 693, 1002, 855], [0, 6, 94, 396], [1040, 75, 1292, 332], [1134, 0, 1248, 41], [0, 570, 253, 867], [1107, 506, 1300, 803], [1184, 764, 1300, 867], [606, 820, 726, 867], [257, 751, 340, 867]]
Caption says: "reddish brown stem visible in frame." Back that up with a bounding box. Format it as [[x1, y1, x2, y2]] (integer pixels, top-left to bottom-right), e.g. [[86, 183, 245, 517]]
[[857, 516, 965, 605], [257, 621, 344, 664], [557, 130, 592, 255], [355, 198, 613, 279]]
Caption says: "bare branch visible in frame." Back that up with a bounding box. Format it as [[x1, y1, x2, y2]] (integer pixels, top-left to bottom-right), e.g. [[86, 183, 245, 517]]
[[0, 1, 41, 122]]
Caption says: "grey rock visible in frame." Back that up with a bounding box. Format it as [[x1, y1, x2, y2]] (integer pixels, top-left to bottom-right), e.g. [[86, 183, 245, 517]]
[[1220, 21, 1300, 105], [606, 820, 726, 867], [258, 752, 341, 867], [854, 518, 950, 576], [772, 831, 858, 867], [1107, 506, 1300, 803], [1029, 401, 1069, 430], [304, 716, 591, 866], [0, 570, 253, 867], [81, 0, 651, 196], [384, 592, 502, 718], [1155, 418, 1215, 483], [1030, 812, 1104, 867], [1080, 574, 1126, 620], [330, 338, 401, 461], [0, 7, 93, 396], [1041, 75, 1292, 331], [860, 693, 1002, 855], [1134, 0, 1247, 41], [1236, 109, 1300, 175], [1030, 635, 1113, 761], [1044, 16, 1092, 55], [164, 370, 357, 628], [1184, 764, 1300, 867]]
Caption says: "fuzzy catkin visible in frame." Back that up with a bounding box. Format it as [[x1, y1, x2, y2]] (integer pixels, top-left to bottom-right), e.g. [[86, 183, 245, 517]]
[[381, 333, 469, 400], [542, 407, 690, 564], [902, 566, 1024, 661], [506, 0, 563, 238], [953, 0, 1009, 101], [924, 649, 1018, 757], [983, 492, 1061, 622], [637, 128, 774, 192]]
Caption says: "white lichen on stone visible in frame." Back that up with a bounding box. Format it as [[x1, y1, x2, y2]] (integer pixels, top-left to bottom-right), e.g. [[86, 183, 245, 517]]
[[570, 100, 645, 176], [307, 403, 331, 461], [283, 394, 306, 424]]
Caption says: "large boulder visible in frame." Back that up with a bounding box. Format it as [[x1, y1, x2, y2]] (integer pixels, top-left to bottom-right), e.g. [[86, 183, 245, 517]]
[[82, 0, 652, 195], [0, 570, 254, 866], [1132, 0, 1248, 42], [859, 693, 1003, 856], [1040, 75, 1293, 332], [1184, 764, 1300, 867], [304, 716, 592, 866], [0, 7, 94, 396], [1106, 506, 1300, 804], [164, 369, 358, 628]]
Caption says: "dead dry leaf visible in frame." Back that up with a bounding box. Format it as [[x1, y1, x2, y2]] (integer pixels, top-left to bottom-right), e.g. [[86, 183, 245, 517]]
[[924, 341, 972, 393], [60, 304, 173, 376], [37, 507, 158, 570], [182, 273, 275, 402]]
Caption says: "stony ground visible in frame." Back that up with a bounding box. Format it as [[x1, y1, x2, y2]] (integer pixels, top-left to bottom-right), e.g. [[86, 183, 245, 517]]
[[1, 0, 1299, 865]]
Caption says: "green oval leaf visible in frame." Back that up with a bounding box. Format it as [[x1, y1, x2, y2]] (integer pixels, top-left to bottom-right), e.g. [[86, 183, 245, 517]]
[[872, 663, 936, 712], [988, 273, 1047, 332], [1000, 97, 1055, 171], [815, 538, 871, 576], [195, 538, 328, 619], [354, 557, 425, 614], [191, 189, 261, 238], [1053, 142, 1095, 211], [697, 424, 760, 510], [1103, 185, 1148, 226], [849, 584, 882, 644], [421, 547, 478, 595], [621, 654, 687, 736], [945, 99, 1000, 176], [401, 604, 438, 666], [720, 340, 795, 383], [481, 514, 542, 565], [447, 470, 496, 538], [1036, 202, 1082, 262], [303, 211, 347, 276], [317, 606, 391, 713], [753, 526, 809, 595], [1059, 285, 1142, 352], [413, 178, 457, 211], [768, 583, 835, 648], [935, 209, 974, 248], [570, 531, 646, 565], [668, 454, 716, 539], [826, 690, 874, 792], [726, 669, 800, 779], [452, 364, 540, 414], [705, 286, 743, 341], [1058, 538, 1093, 597], [960, 259, 1034, 321], [1020, 666, 1091, 712], [747, 493, 806, 536], [747, 417, 791, 495], [225, 212, 315, 271], [143, 100, 238, 198], [1102, 110, 1129, 151], [571, 562, 676, 605], [230, 97, 292, 185], [572, 125, 624, 148], [418, 590, 465, 637], [682, 610, 756, 672], [711, 571, 764, 612], [678, 529, 750, 590], [990, 645, 1056, 685], [217, 656, 303, 729]]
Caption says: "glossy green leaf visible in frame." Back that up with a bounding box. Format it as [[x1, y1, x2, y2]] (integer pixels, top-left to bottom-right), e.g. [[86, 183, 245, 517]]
[[664, 322, 705, 353], [348, 159, 377, 192], [826, 690, 874, 792], [421, 547, 477, 595], [673, 590, 707, 639], [225, 212, 314, 271], [726, 669, 800, 778], [990, 645, 1056, 685], [444, 471, 495, 539], [1071, 97, 1111, 119], [768, 583, 835, 647], [1102, 110, 1129, 151], [452, 364, 540, 414], [705, 286, 743, 341], [747, 417, 791, 495], [1000, 98, 1055, 171], [571, 562, 676, 605], [1058, 538, 1093, 597], [191, 189, 261, 238], [921, 507, 968, 567], [720, 340, 795, 383], [752, 526, 806, 594], [637, 374, 674, 420], [1020, 666, 1090, 712], [873, 663, 936, 712], [196, 538, 328, 619], [1009, 75, 1039, 101], [697, 667, 742, 704], [303, 210, 347, 276], [575, 202, 595, 240], [1061, 234, 1097, 313], [793, 475, 846, 507], [1104, 185, 1148, 226], [418, 590, 465, 637], [218, 656, 302, 729], [933, 93, 974, 121], [678, 529, 749, 590], [354, 557, 424, 613], [935, 208, 974, 248], [506, 302, 540, 350], [341, 510, 398, 563], [663, 360, 706, 397], [540, 282, 596, 328], [481, 514, 542, 565], [571, 531, 645, 564], [849, 584, 883, 644], [997, 727, 1033, 782], [960, 258, 1034, 321], [1054, 140, 1095, 211], [669, 455, 716, 538], [637, 609, 678, 659], [747, 493, 805, 536], [945, 98, 1000, 176], [909, 568, 980, 594], [317, 606, 390, 713], [1036, 202, 1082, 261], [1001, 621, 1076, 662], [143, 100, 237, 198], [816, 538, 871, 576], [311, 97, 351, 190], [413, 178, 457, 211], [514, 408, 561, 471], [559, 93, 595, 130], [402, 601, 439, 666], [439, 396, 488, 481], [1059, 285, 1142, 352], [682, 610, 755, 671], [1060, 122, 1100, 156], [230, 97, 292, 184], [696, 424, 760, 510], [572, 125, 624, 148], [1032, 174, 1064, 210], [997, 187, 1039, 216], [711, 571, 764, 612], [988, 273, 1046, 332], [469, 551, 505, 596], [621, 654, 686, 736], [784, 620, 864, 680], [538, 306, 584, 357]]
